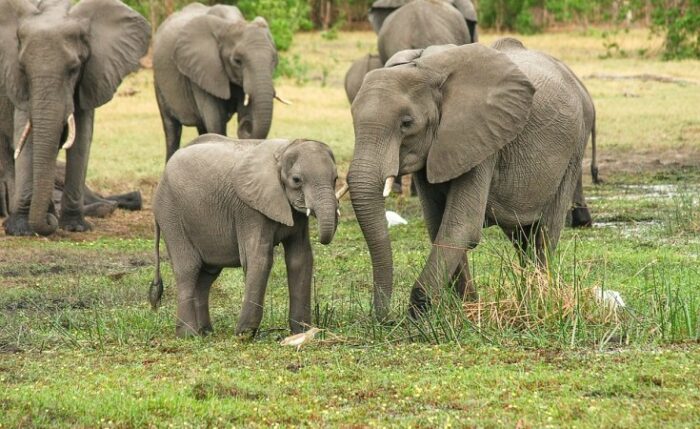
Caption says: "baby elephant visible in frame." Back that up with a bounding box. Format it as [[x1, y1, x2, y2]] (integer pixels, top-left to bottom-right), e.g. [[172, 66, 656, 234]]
[[150, 135, 341, 337]]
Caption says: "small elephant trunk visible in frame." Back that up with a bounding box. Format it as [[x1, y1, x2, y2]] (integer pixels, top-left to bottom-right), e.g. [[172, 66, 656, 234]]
[[315, 197, 338, 245]]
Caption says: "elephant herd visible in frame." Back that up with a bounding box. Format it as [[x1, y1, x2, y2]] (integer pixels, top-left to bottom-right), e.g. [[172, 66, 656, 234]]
[[1, 0, 602, 337]]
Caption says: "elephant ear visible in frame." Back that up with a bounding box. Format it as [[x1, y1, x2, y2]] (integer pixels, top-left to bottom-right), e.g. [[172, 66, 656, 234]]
[[174, 14, 236, 100], [0, 0, 37, 110], [422, 44, 535, 183], [232, 140, 294, 226], [70, 0, 151, 110]]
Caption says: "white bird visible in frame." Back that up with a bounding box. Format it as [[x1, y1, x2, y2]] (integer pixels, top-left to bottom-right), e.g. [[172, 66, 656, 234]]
[[280, 327, 321, 351], [386, 210, 408, 227], [593, 287, 626, 311]]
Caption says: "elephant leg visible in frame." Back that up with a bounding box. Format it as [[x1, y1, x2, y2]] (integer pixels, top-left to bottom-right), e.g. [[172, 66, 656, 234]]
[[235, 234, 274, 337], [3, 110, 34, 236], [60, 109, 94, 232], [82, 182, 117, 218], [194, 265, 221, 335], [569, 171, 592, 228], [193, 86, 227, 136], [504, 222, 540, 267], [104, 191, 142, 211], [157, 87, 183, 161], [535, 159, 583, 266], [283, 227, 313, 334], [409, 161, 494, 316], [413, 170, 477, 302]]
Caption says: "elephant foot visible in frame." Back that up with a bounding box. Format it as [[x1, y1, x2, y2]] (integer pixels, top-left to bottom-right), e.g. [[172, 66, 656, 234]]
[[407, 287, 431, 320], [199, 324, 214, 336], [570, 206, 593, 228], [175, 323, 201, 338], [83, 201, 118, 218], [3, 212, 34, 236], [106, 191, 142, 211], [59, 212, 93, 232], [234, 327, 258, 341]]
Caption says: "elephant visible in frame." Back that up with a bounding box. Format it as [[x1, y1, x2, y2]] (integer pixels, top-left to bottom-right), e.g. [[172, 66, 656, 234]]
[[1, 93, 142, 219], [369, 0, 478, 46], [149, 134, 341, 337], [377, 0, 472, 64], [0, 0, 150, 236], [154, 3, 281, 161], [344, 54, 383, 104], [347, 40, 592, 320]]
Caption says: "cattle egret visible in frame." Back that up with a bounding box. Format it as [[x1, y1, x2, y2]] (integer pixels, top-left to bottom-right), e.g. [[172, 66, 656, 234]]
[[280, 327, 321, 351], [593, 287, 626, 311], [386, 210, 408, 227]]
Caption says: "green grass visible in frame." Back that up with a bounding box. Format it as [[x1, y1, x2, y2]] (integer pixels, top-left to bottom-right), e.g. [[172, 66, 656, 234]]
[[1, 29, 700, 427]]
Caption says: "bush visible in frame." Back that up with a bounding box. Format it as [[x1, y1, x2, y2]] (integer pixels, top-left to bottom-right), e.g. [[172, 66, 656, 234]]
[[235, 0, 311, 51], [651, 1, 700, 59]]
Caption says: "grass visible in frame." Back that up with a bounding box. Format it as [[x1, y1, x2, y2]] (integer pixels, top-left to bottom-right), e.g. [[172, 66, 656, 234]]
[[1, 28, 700, 427]]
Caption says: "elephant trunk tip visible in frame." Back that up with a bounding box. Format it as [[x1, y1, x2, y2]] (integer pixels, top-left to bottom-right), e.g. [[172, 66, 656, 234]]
[[29, 213, 59, 237]]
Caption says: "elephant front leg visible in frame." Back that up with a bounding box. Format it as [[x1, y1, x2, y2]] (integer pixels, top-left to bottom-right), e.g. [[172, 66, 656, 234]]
[[283, 227, 313, 334], [409, 161, 494, 317], [60, 109, 93, 232], [3, 110, 36, 236]]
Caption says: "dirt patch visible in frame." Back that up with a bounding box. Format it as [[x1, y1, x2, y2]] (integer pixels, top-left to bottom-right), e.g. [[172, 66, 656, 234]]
[[584, 147, 700, 182]]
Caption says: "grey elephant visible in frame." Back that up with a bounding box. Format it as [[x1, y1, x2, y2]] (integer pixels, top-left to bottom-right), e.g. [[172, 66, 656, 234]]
[[369, 0, 478, 43], [377, 0, 472, 64], [154, 3, 281, 161], [344, 54, 383, 104], [347, 40, 592, 320], [0, 94, 141, 218], [0, 0, 150, 236], [149, 135, 341, 337]]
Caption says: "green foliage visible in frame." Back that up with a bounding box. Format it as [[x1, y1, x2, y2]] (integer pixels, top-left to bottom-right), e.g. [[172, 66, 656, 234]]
[[651, 0, 700, 59], [235, 0, 311, 51]]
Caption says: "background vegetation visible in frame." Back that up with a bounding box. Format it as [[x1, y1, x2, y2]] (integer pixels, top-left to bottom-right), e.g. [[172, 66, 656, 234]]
[[125, 0, 700, 59]]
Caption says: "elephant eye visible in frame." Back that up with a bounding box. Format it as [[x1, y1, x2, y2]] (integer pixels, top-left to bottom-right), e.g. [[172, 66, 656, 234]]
[[232, 56, 243, 66], [292, 175, 302, 185], [400, 116, 414, 130]]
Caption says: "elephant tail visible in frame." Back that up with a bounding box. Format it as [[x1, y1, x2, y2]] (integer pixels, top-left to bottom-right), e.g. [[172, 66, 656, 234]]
[[590, 113, 600, 184], [149, 221, 164, 310]]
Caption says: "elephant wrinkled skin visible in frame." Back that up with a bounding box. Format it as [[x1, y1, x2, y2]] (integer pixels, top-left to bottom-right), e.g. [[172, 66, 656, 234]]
[[154, 3, 279, 160], [347, 40, 593, 320], [0, 0, 150, 236], [150, 135, 340, 337]]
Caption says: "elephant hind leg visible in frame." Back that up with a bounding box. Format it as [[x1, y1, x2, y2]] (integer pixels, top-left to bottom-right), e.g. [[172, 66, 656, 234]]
[[169, 241, 204, 338], [194, 265, 221, 335]]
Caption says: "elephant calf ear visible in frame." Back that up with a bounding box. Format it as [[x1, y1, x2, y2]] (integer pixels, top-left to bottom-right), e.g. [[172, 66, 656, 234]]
[[174, 15, 233, 100], [231, 140, 294, 227], [70, 0, 150, 110], [424, 44, 535, 184]]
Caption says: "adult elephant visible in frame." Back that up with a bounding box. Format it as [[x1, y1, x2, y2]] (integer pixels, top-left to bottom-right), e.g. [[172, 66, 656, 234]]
[[347, 40, 591, 320], [154, 3, 281, 160], [369, 0, 477, 44], [0, 0, 150, 236], [377, 0, 472, 64]]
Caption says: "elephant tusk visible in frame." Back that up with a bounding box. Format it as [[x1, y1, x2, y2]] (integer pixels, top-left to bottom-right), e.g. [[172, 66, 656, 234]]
[[274, 94, 292, 105], [383, 176, 395, 197], [337, 208, 341, 217], [243, 94, 250, 107], [62, 114, 76, 150], [335, 183, 349, 200], [306, 208, 311, 217], [13, 121, 32, 160]]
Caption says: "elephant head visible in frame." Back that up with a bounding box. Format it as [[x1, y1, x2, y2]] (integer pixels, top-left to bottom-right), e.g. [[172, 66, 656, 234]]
[[347, 45, 535, 319], [232, 140, 339, 245], [174, 13, 278, 139], [0, 0, 150, 235]]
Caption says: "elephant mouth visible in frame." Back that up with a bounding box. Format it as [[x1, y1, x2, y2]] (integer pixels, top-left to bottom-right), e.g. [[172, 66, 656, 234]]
[[14, 113, 76, 160]]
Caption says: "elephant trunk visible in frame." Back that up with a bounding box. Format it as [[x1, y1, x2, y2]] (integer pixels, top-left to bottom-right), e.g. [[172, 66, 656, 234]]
[[242, 61, 274, 139], [312, 185, 338, 245], [28, 97, 64, 236], [347, 157, 393, 321]]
